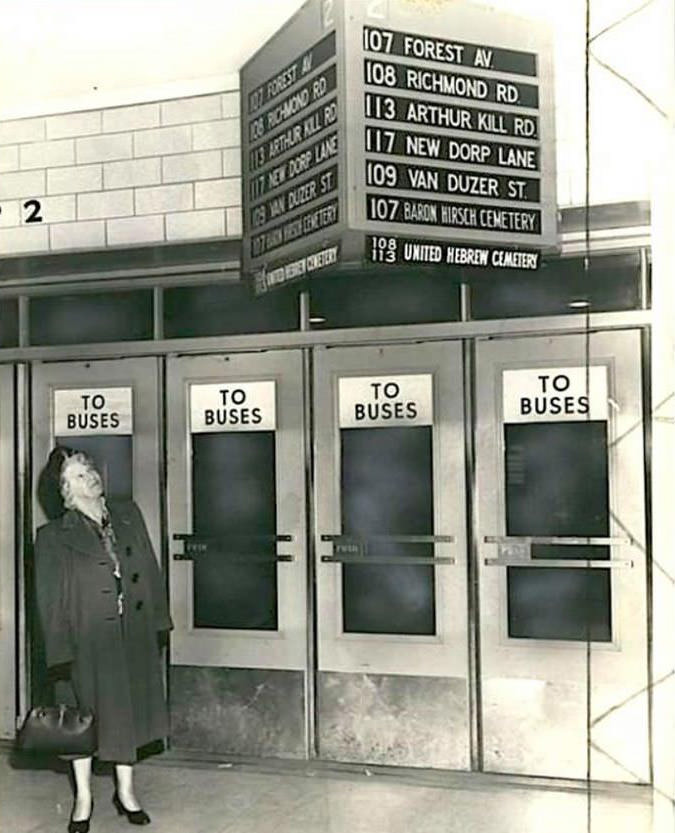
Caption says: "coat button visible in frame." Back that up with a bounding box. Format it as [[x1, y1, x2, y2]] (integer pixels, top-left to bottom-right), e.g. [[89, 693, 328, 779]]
[[126, 546, 132, 557], [136, 600, 144, 610], [131, 572, 139, 583]]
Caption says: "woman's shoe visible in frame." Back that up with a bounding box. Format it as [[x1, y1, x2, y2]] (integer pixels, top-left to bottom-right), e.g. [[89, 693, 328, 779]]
[[113, 792, 151, 825], [68, 798, 93, 833]]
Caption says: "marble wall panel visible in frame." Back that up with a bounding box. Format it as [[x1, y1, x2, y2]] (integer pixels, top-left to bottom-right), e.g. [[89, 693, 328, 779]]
[[317, 671, 470, 770], [170, 666, 305, 759]]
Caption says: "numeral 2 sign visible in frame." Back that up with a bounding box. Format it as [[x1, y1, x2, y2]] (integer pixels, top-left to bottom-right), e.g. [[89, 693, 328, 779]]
[[0, 199, 44, 224]]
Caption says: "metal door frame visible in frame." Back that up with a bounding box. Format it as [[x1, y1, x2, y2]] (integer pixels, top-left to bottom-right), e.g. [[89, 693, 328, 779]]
[[0, 365, 15, 738], [10, 309, 651, 778]]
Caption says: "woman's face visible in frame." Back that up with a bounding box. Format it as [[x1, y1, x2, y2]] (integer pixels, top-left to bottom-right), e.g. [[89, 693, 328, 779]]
[[63, 458, 103, 502]]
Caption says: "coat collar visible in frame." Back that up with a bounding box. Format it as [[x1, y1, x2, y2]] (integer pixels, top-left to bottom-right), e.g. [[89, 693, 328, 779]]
[[59, 500, 132, 554]]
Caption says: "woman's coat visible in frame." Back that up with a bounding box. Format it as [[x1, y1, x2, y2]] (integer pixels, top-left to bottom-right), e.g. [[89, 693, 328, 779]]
[[35, 499, 171, 762]]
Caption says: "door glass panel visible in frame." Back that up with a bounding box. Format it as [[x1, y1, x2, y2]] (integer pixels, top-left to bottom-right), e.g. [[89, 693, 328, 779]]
[[191, 432, 278, 630], [504, 421, 611, 641], [341, 426, 435, 635]]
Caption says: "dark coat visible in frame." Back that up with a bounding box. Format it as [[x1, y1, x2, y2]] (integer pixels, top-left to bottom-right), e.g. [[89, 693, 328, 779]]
[[35, 499, 172, 762]]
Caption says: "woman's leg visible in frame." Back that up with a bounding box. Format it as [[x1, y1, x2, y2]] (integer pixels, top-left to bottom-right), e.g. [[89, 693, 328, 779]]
[[114, 763, 141, 811], [71, 756, 93, 820]]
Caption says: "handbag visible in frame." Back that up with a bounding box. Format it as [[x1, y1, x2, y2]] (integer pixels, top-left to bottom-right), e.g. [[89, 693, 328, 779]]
[[16, 704, 96, 755]]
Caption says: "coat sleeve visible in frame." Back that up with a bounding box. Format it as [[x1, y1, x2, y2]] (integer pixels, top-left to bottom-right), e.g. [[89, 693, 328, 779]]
[[129, 501, 173, 632], [34, 526, 75, 668]]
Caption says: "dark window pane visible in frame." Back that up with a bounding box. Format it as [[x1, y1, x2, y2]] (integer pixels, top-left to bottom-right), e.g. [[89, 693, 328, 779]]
[[310, 270, 461, 329], [0, 298, 18, 347], [164, 283, 297, 337], [30, 291, 153, 345], [504, 421, 611, 642], [54, 435, 132, 501], [505, 422, 609, 537], [507, 567, 612, 641], [341, 426, 435, 635], [191, 432, 277, 630], [471, 252, 643, 319]]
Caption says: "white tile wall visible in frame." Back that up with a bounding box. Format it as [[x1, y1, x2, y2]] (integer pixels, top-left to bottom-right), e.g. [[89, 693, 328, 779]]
[[107, 215, 165, 246], [135, 183, 193, 214], [76, 133, 133, 164], [20, 139, 75, 170], [162, 150, 222, 183], [0, 85, 243, 255], [192, 120, 240, 151], [48, 164, 103, 195], [160, 95, 221, 126], [0, 146, 19, 173], [0, 202, 21, 228], [0, 225, 49, 253], [0, 170, 46, 200], [0, 118, 46, 145], [166, 208, 225, 240], [134, 126, 192, 158], [77, 189, 134, 220], [195, 178, 241, 209], [104, 158, 161, 189], [50, 220, 106, 250], [103, 104, 160, 133], [46, 111, 102, 140]]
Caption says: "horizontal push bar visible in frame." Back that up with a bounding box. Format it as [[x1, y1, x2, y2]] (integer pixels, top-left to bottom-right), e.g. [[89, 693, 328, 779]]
[[321, 534, 455, 543], [173, 552, 294, 563], [321, 555, 455, 565], [484, 557, 633, 569], [174, 533, 293, 542], [483, 535, 633, 546]]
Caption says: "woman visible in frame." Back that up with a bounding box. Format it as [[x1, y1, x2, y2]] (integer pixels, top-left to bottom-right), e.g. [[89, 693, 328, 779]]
[[35, 447, 172, 832]]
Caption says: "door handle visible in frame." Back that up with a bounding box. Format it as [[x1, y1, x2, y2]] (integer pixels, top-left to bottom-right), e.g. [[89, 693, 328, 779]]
[[320, 533, 455, 565], [172, 532, 295, 563], [482, 535, 634, 568]]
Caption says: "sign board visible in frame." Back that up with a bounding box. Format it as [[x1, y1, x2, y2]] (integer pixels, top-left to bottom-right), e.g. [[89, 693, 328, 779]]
[[339, 374, 433, 428], [241, 0, 555, 293], [367, 235, 540, 269], [190, 381, 276, 432], [241, 3, 345, 292], [348, 3, 556, 250], [503, 367, 608, 423], [54, 388, 133, 435]]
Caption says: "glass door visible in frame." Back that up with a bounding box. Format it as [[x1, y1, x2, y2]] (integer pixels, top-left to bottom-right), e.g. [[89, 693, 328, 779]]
[[314, 342, 470, 769], [476, 330, 648, 782], [166, 351, 308, 758]]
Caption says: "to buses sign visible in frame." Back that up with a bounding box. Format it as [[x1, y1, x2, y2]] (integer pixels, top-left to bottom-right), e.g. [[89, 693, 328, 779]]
[[190, 381, 276, 432], [503, 367, 608, 423], [54, 388, 133, 435], [339, 374, 433, 428], [241, 0, 555, 292]]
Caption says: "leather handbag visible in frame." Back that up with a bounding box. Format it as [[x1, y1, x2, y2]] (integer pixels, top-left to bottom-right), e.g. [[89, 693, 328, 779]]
[[16, 704, 96, 755]]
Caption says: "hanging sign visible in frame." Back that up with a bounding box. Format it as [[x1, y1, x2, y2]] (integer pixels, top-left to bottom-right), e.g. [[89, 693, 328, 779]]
[[339, 374, 433, 428], [190, 381, 276, 432], [367, 235, 540, 269], [503, 367, 608, 423], [54, 388, 133, 435], [241, 0, 555, 293]]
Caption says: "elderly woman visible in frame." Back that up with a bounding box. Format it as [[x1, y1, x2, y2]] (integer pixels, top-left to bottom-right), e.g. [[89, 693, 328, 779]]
[[35, 447, 171, 832]]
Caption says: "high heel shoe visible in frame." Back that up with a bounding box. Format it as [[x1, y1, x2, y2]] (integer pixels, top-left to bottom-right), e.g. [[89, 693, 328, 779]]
[[113, 792, 151, 825], [68, 798, 93, 833]]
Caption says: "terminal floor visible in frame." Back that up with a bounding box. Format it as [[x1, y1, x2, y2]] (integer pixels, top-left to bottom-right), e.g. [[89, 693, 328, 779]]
[[0, 751, 655, 833]]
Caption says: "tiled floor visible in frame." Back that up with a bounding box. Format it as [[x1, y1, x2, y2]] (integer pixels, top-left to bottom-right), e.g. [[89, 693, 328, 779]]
[[0, 751, 655, 833]]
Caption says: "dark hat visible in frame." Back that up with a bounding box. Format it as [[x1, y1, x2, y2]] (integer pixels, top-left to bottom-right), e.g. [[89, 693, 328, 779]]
[[38, 445, 78, 520], [44, 445, 78, 483]]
